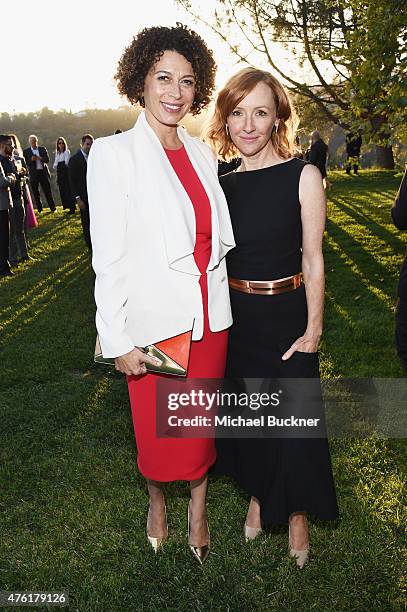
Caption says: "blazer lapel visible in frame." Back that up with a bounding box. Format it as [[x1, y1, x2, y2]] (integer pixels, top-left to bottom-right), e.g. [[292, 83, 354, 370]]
[[177, 127, 235, 270], [131, 112, 234, 275]]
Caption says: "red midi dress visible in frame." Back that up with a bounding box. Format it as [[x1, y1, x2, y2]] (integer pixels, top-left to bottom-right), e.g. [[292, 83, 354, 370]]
[[126, 144, 228, 482]]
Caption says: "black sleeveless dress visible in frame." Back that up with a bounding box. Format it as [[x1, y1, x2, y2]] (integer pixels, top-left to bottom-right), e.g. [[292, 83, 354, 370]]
[[213, 158, 339, 526]]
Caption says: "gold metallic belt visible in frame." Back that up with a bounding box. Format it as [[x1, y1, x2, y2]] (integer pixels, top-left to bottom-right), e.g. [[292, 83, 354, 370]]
[[228, 273, 302, 295]]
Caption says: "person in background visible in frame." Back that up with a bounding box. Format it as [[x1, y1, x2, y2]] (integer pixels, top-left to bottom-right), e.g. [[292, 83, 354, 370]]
[[9, 134, 37, 249], [294, 135, 304, 160], [68, 134, 94, 250], [0, 135, 31, 266], [23, 135, 56, 213], [345, 131, 362, 175], [307, 130, 330, 189], [391, 166, 407, 373], [0, 136, 15, 276], [53, 137, 74, 213]]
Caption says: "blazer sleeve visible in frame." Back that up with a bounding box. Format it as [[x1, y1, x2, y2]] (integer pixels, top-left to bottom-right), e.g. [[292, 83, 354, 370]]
[[391, 169, 407, 230], [87, 139, 134, 358]]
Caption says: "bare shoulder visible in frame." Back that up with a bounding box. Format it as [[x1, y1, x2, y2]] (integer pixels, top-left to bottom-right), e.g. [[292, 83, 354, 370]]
[[299, 163, 325, 209], [299, 162, 323, 186]]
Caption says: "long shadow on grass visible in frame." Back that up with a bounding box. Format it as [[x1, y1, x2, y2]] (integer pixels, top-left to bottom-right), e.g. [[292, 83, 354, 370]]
[[1, 248, 88, 311], [322, 236, 401, 376], [36, 225, 87, 261], [323, 227, 397, 310], [325, 218, 398, 301], [30, 218, 82, 245], [0, 256, 91, 345], [330, 197, 406, 253], [26, 213, 76, 243]]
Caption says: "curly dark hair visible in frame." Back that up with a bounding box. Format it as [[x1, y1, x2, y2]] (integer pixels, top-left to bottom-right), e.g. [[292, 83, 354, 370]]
[[114, 23, 216, 115]]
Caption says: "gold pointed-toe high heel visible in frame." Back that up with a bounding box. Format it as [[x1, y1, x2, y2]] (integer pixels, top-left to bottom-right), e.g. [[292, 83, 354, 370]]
[[146, 503, 168, 553], [187, 501, 210, 565], [288, 523, 309, 569], [243, 523, 263, 542]]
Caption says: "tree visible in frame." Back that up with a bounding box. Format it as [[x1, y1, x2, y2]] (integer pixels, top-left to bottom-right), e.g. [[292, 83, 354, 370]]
[[178, 0, 407, 168]]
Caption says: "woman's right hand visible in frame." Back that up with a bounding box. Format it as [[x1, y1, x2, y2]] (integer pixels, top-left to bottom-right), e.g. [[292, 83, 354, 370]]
[[114, 347, 162, 376]]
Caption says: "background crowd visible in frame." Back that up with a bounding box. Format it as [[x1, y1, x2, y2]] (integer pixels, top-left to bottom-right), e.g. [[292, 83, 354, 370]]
[[0, 132, 95, 276]]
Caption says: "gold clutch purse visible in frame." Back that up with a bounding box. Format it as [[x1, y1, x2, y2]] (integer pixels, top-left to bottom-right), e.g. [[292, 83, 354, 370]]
[[94, 328, 192, 377]]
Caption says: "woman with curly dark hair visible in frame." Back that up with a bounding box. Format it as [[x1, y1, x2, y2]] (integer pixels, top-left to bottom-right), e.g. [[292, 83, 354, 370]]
[[87, 24, 235, 564]]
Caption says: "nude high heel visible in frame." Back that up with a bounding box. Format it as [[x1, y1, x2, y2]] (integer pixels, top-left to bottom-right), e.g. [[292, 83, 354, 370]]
[[146, 503, 168, 553], [187, 501, 210, 565], [244, 498, 262, 541], [288, 523, 309, 569], [243, 523, 263, 542]]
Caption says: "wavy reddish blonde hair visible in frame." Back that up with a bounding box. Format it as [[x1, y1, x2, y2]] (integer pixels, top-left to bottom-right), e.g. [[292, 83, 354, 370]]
[[207, 67, 299, 161]]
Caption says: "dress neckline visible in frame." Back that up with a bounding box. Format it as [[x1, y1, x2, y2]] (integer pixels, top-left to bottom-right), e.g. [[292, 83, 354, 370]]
[[233, 157, 296, 174], [163, 144, 185, 153]]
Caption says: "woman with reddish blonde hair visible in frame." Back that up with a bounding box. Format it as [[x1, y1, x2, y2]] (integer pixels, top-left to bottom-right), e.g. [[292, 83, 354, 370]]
[[209, 67, 298, 163], [208, 67, 338, 568]]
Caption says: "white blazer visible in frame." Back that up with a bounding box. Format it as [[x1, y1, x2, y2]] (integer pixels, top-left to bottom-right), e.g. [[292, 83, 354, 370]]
[[87, 111, 236, 358]]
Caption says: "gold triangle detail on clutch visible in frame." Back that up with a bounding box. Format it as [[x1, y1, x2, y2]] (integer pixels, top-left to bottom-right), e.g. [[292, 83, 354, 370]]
[[144, 345, 186, 376]]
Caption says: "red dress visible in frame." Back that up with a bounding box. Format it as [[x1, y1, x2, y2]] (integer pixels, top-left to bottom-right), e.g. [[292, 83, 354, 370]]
[[126, 145, 229, 481]]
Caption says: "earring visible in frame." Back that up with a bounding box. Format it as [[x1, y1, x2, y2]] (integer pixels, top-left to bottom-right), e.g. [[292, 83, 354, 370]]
[[273, 120, 280, 149], [225, 123, 230, 138]]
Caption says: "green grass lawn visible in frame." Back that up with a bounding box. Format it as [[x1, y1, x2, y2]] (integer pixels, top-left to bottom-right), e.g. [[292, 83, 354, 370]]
[[0, 171, 406, 611]]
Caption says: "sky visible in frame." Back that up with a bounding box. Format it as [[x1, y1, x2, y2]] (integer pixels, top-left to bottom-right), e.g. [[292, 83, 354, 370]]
[[4, 0, 304, 114]]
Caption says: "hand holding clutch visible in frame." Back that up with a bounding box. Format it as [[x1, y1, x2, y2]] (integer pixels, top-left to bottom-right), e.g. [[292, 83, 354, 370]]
[[94, 328, 193, 377], [114, 346, 162, 376]]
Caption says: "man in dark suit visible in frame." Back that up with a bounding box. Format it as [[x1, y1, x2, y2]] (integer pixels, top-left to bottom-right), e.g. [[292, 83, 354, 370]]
[[0, 135, 15, 276], [23, 135, 56, 212], [391, 166, 407, 373], [1, 135, 30, 266], [68, 134, 94, 250]]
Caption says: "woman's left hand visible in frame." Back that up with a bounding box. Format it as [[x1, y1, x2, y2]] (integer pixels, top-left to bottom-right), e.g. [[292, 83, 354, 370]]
[[281, 333, 321, 360]]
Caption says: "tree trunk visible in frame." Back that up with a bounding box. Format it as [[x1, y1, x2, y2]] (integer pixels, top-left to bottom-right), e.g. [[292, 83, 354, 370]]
[[369, 115, 395, 169], [375, 144, 395, 169]]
